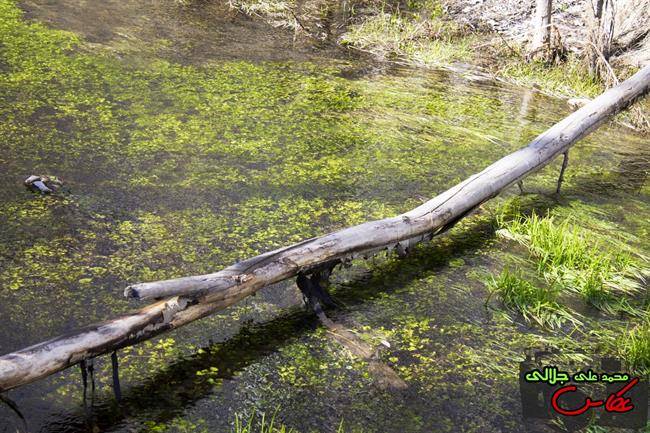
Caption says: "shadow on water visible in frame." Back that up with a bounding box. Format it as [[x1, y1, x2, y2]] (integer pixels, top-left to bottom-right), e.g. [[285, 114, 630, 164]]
[[22, 311, 318, 433]]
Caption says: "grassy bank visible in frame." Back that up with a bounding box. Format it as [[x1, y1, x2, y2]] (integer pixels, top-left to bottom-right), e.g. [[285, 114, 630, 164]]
[[225, 0, 649, 121]]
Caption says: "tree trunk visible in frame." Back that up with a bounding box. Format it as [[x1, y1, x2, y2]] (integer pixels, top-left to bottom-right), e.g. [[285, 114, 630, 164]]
[[531, 0, 553, 53], [1, 65, 649, 393], [528, 0, 566, 63]]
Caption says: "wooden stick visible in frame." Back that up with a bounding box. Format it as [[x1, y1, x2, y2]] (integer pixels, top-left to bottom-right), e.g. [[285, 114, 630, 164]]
[[0, 65, 649, 393], [556, 150, 570, 194], [111, 351, 121, 402]]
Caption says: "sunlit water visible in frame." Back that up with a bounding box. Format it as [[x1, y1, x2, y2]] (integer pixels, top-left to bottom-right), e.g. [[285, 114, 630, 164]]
[[0, 0, 648, 432]]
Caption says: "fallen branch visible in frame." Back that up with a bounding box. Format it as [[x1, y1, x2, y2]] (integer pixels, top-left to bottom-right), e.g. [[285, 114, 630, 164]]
[[0, 65, 649, 394]]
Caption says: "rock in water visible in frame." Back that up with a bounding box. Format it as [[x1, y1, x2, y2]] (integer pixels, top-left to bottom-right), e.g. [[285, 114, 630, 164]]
[[24, 175, 63, 194]]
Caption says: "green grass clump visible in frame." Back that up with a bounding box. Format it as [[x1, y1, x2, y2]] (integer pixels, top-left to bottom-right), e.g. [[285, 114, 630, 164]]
[[340, 12, 473, 66], [234, 410, 295, 433], [497, 212, 645, 314], [233, 410, 347, 433], [498, 55, 603, 98], [488, 269, 579, 329], [621, 320, 650, 376]]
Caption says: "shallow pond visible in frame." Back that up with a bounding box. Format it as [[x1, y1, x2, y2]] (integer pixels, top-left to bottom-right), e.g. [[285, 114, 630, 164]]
[[0, 0, 648, 432]]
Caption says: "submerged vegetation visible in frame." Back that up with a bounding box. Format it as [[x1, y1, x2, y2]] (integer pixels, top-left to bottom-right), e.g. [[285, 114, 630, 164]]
[[487, 268, 579, 329], [496, 210, 647, 315], [488, 198, 649, 377]]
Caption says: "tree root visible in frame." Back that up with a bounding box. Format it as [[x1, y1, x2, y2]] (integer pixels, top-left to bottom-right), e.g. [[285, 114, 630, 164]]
[[296, 272, 408, 391]]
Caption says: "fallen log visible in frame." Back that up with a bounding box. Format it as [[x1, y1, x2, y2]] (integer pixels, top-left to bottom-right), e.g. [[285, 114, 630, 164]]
[[0, 65, 648, 394]]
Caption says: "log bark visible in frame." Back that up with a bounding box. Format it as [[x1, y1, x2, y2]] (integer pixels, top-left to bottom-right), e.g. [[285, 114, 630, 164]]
[[0, 65, 649, 393]]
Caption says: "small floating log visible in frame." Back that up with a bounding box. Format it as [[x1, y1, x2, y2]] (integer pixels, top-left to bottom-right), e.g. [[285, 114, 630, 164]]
[[0, 65, 649, 393]]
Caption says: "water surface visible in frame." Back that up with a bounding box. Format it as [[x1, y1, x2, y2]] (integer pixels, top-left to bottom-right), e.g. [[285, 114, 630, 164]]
[[0, 1, 648, 432]]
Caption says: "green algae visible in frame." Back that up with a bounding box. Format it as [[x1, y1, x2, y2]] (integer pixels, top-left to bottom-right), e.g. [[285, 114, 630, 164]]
[[0, 0, 536, 333], [0, 0, 378, 344], [1, 0, 365, 196]]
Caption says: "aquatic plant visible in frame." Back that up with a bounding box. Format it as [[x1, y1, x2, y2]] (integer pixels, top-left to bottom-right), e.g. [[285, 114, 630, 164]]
[[233, 410, 349, 433], [234, 409, 296, 433], [621, 319, 650, 376], [487, 268, 580, 329], [497, 211, 647, 315]]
